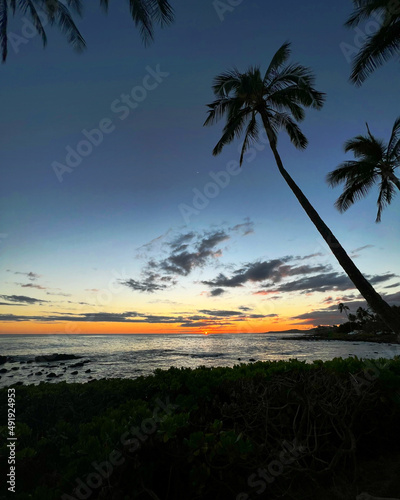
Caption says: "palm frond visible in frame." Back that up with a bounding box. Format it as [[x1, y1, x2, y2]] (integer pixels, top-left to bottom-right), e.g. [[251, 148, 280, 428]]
[[327, 160, 377, 186], [376, 176, 396, 222], [263, 41, 291, 83], [267, 88, 306, 121], [344, 134, 385, 161], [267, 63, 325, 109], [387, 116, 400, 157], [334, 176, 377, 213], [127, 0, 173, 46], [212, 68, 242, 97], [274, 113, 308, 149], [148, 0, 174, 27], [99, 0, 109, 11], [52, 1, 86, 52], [350, 21, 400, 85], [239, 112, 260, 165], [65, 0, 83, 16], [345, 0, 387, 27], [212, 108, 251, 156], [203, 98, 237, 127], [0, 0, 7, 62], [18, 0, 47, 47]]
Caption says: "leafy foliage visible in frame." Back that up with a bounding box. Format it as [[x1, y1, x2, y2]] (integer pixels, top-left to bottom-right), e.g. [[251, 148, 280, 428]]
[[0, 0, 174, 62], [1, 357, 400, 499]]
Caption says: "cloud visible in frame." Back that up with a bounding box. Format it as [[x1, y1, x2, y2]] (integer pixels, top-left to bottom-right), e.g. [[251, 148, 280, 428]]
[[209, 288, 226, 297], [351, 244, 374, 254], [10, 271, 40, 281], [202, 259, 330, 289], [0, 306, 281, 327], [0, 295, 49, 305], [17, 283, 47, 290], [46, 291, 72, 297], [238, 306, 252, 311], [198, 309, 244, 317], [230, 218, 254, 236], [384, 282, 400, 289], [122, 277, 171, 293], [294, 253, 325, 261], [272, 272, 396, 294]]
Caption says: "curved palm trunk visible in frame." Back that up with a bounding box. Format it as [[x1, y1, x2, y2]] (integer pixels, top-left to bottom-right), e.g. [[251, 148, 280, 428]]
[[260, 115, 400, 334]]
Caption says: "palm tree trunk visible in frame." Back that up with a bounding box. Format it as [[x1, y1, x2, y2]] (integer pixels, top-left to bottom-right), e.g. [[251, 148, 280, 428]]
[[260, 115, 400, 334]]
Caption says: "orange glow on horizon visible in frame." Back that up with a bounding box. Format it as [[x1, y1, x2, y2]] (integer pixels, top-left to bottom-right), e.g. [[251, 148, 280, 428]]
[[0, 318, 310, 334]]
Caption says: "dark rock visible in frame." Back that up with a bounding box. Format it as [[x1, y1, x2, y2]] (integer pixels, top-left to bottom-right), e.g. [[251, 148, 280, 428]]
[[20, 361, 26, 364], [237, 358, 241, 361], [0, 355, 8, 364], [35, 371, 43, 376], [0, 368, 8, 374], [71, 371, 78, 375], [27, 360, 33, 364], [8, 375, 14, 377], [47, 373, 57, 378], [249, 358, 256, 362], [15, 381, 23, 386], [28, 373, 33, 377], [70, 362, 84, 368], [11, 367, 19, 371], [35, 354, 81, 362], [85, 369, 91, 373]]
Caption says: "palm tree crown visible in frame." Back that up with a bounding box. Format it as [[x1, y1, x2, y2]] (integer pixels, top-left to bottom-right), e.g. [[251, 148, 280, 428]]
[[327, 119, 400, 222], [204, 42, 400, 333], [204, 42, 325, 163], [346, 0, 400, 85], [0, 0, 174, 62]]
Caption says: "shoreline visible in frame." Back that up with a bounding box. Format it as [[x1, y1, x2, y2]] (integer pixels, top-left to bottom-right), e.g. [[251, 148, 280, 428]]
[[287, 331, 400, 344]]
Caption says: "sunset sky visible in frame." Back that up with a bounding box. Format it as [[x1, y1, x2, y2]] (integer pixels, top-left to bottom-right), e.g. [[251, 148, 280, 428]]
[[0, 0, 399, 334]]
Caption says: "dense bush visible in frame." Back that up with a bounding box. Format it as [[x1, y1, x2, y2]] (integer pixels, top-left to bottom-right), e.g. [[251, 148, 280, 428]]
[[1, 357, 400, 500]]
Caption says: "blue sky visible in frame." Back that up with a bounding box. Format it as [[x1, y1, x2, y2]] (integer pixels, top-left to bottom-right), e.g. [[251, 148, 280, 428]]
[[0, 0, 399, 333]]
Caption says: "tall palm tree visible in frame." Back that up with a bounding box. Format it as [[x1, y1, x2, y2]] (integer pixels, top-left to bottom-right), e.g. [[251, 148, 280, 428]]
[[203, 42, 400, 334], [327, 119, 400, 222], [346, 0, 400, 85], [0, 0, 174, 62]]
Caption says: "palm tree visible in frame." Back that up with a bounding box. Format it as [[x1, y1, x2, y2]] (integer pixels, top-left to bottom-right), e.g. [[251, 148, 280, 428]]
[[338, 302, 350, 318], [0, 0, 174, 62], [346, 0, 400, 85], [203, 42, 400, 334], [327, 120, 400, 222]]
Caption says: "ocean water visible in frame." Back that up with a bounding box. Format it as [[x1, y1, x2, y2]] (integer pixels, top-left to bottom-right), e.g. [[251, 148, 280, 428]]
[[1, 332, 400, 389]]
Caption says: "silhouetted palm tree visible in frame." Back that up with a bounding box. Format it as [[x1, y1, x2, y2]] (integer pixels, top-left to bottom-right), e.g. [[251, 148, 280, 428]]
[[327, 120, 400, 222], [0, 0, 174, 62], [338, 302, 350, 318], [204, 42, 400, 333], [346, 0, 400, 85]]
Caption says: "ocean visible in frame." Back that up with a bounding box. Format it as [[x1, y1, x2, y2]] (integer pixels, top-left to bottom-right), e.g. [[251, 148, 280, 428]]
[[1, 332, 400, 389]]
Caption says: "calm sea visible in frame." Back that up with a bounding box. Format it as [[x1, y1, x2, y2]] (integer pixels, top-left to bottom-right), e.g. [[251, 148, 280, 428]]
[[1, 333, 400, 389]]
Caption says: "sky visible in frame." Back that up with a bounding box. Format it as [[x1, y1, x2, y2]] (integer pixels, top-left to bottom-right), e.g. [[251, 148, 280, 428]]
[[0, 0, 399, 334]]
